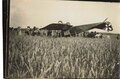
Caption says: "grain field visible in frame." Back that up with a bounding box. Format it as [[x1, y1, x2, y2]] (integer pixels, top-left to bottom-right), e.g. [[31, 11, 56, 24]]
[[8, 33, 120, 78]]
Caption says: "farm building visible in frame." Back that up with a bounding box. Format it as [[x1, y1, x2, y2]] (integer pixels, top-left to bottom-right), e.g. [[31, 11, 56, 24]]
[[40, 22, 73, 37]]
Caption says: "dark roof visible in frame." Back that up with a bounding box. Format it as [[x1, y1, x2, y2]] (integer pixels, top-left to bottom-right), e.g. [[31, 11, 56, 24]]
[[41, 23, 72, 31], [69, 26, 83, 33], [74, 22, 107, 31]]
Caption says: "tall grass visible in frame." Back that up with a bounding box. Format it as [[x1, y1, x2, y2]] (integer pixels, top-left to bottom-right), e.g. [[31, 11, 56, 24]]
[[8, 34, 120, 78]]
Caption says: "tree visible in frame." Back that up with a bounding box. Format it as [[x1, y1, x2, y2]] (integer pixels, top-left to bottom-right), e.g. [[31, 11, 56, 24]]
[[33, 26, 37, 31], [58, 21, 63, 24], [27, 26, 31, 29], [17, 26, 21, 30], [66, 22, 70, 25]]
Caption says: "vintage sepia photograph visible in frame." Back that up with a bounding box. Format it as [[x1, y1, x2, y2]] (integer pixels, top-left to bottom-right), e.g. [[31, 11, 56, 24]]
[[4, 0, 120, 78]]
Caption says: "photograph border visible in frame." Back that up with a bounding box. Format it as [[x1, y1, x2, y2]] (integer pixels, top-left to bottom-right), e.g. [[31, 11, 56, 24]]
[[3, 0, 10, 78], [3, 0, 120, 78]]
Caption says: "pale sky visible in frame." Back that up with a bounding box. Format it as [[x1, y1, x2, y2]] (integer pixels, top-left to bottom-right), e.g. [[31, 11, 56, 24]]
[[10, 0, 120, 33]]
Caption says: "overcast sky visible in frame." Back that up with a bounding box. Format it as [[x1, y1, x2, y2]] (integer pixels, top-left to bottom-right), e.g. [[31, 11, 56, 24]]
[[10, 0, 120, 33]]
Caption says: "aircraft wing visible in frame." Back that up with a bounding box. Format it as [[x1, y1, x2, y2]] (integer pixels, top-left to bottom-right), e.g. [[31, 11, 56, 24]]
[[74, 22, 106, 31]]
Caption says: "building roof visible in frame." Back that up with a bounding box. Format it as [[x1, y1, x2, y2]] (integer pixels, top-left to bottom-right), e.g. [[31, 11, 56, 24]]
[[41, 23, 72, 31], [74, 22, 107, 31]]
